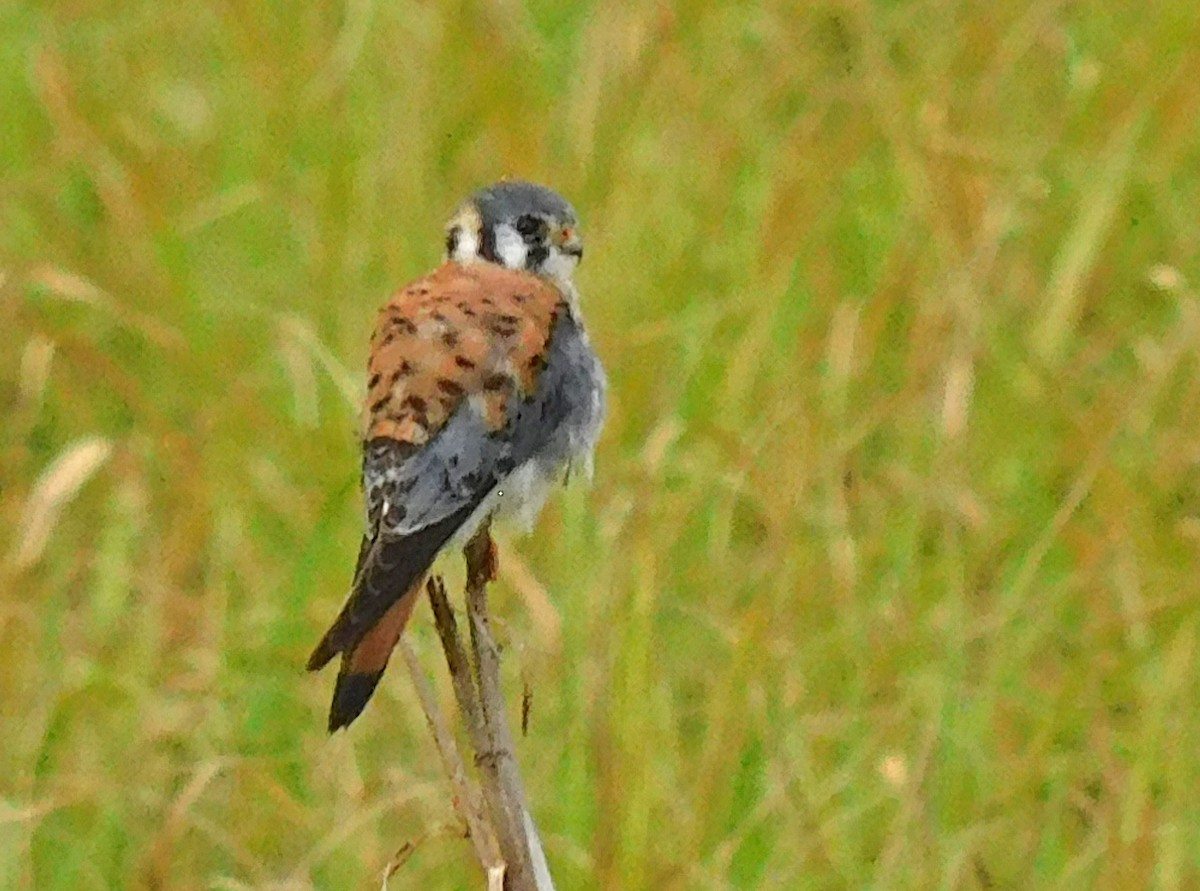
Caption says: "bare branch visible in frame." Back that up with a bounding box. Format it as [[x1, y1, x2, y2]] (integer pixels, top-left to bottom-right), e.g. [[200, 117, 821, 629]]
[[464, 527, 554, 891], [426, 577, 488, 755], [402, 522, 555, 890], [399, 637, 500, 871]]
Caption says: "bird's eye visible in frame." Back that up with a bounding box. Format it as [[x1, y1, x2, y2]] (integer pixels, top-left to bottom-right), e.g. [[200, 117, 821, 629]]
[[514, 214, 544, 238]]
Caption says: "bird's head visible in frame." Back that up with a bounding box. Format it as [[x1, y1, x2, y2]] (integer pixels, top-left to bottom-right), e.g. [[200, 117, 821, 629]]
[[445, 180, 584, 289]]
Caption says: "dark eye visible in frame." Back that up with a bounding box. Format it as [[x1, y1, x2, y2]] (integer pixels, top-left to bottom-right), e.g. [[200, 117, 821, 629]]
[[514, 214, 544, 238]]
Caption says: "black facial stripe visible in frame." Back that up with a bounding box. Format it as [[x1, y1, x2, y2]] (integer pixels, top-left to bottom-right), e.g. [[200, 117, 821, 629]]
[[479, 224, 498, 262], [527, 244, 549, 267], [445, 225, 461, 255]]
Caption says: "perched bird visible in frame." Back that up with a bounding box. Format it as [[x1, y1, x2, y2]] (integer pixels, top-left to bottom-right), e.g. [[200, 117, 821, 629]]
[[307, 181, 606, 731]]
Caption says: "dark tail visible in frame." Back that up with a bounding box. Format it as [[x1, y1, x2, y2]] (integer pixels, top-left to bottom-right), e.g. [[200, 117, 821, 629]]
[[308, 501, 484, 730], [326, 584, 422, 731], [307, 502, 480, 674]]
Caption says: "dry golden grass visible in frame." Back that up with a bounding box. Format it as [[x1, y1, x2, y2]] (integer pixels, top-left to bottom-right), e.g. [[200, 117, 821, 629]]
[[3, 2, 1200, 889]]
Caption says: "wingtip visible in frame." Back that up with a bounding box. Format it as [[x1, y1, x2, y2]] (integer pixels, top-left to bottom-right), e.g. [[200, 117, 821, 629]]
[[306, 641, 336, 672]]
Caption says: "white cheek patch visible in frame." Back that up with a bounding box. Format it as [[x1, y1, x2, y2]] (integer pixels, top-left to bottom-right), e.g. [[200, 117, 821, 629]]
[[493, 223, 529, 269], [453, 227, 480, 262], [447, 204, 483, 264]]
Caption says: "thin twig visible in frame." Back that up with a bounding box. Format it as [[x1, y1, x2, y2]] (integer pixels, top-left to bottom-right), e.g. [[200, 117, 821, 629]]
[[399, 637, 500, 871], [427, 572, 526, 882], [411, 522, 555, 890], [380, 820, 470, 890], [427, 577, 489, 759], [464, 528, 554, 891]]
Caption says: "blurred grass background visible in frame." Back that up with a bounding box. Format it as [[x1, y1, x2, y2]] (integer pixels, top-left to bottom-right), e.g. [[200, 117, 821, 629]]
[[2, 1, 1200, 888]]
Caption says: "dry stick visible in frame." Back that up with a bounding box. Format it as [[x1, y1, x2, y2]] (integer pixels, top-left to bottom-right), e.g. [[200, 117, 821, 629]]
[[398, 637, 500, 873], [422, 574, 508, 879], [426, 576, 489, 763], [427, 566, 528, 889], [463, 528, 554, 891], [416, 527, 554, 890], [381, 820, 475, 887]]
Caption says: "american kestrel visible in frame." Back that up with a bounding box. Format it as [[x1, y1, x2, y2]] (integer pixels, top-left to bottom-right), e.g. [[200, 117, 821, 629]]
[[307, 181, 606, 731]]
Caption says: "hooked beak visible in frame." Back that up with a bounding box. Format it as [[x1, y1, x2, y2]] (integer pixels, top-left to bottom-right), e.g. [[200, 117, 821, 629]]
[[559, 228, 584, 260]]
